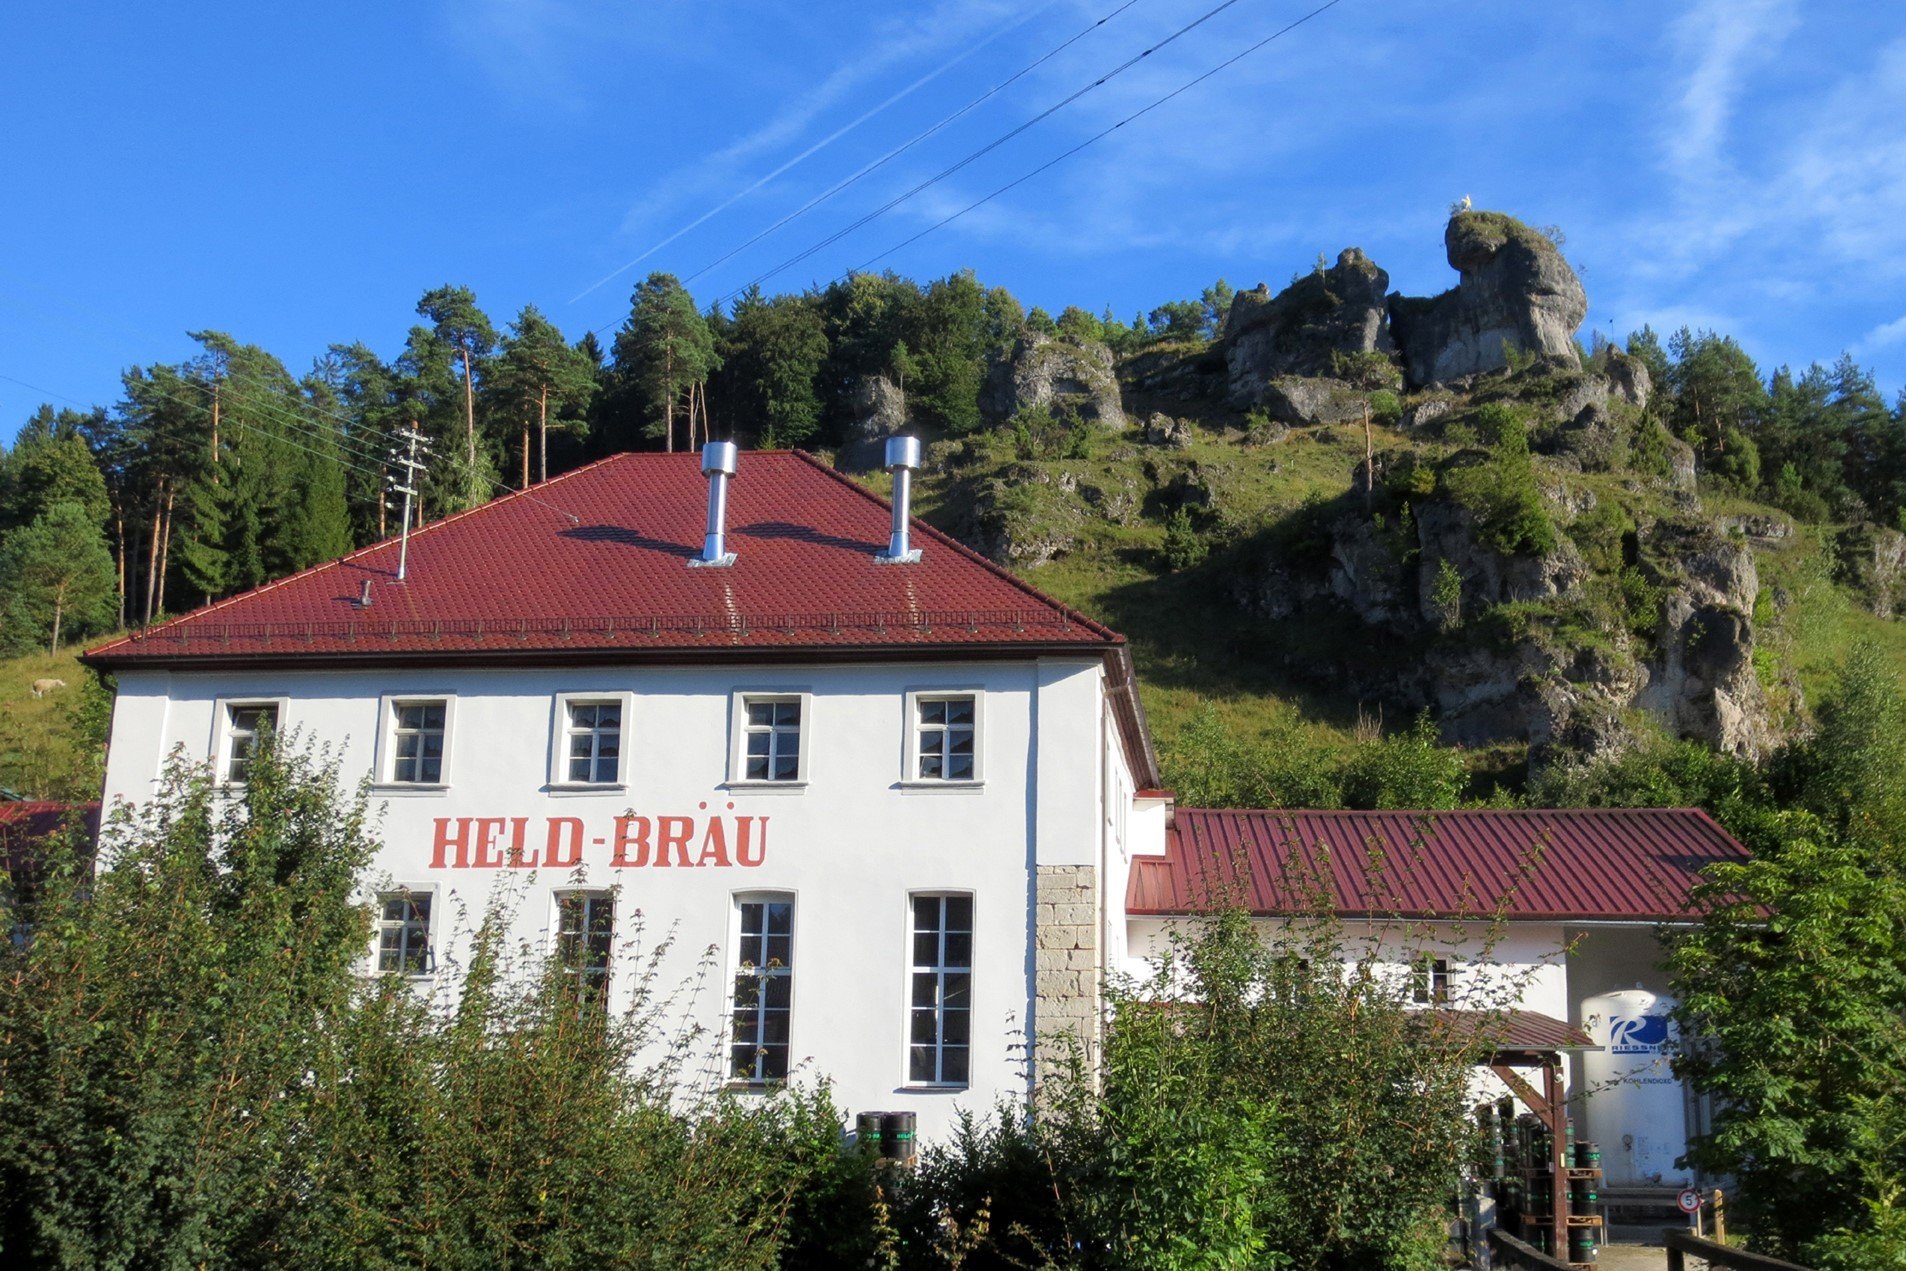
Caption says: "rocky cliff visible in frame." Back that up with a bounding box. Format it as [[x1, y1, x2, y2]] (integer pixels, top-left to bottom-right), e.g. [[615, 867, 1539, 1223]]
[[919, 209, 1806, 777]]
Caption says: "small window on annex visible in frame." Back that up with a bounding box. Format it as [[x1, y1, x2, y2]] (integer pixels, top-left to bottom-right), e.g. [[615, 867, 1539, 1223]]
[[908, 894, 973, 1087], [556, 890, 614, 1002], [375, 889, 433, 976], [730, 896, 794, 1083], [224, 702, 279, 784], [913, 693, 977, 781], [740, 696, 803, 783], [563, 699, 623, 785], [389, 700, 447, 785], [1410, 956, 1450, 1005]]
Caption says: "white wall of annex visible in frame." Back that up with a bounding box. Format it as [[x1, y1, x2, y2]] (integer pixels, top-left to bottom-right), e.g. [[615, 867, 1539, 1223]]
[[101, 655, 1110, 1141]]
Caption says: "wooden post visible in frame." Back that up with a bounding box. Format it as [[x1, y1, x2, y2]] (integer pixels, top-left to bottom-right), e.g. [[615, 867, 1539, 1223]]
[[1544, 1059, 1566, 1260], [1714, 1188, 1727, 1243]]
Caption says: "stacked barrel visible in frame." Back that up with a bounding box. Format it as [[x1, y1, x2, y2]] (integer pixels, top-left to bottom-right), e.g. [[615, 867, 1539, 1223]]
[[1474, 1100, 1603, 1265]]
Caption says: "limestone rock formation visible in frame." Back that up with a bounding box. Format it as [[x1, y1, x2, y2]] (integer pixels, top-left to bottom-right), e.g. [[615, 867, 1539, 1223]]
[[1260, 376, 1369, 427], [980, 332, 1125, 429], [1834, 522, 1906, 617], [1637, 523, 1773, 757], [1387, 212, 1587, 387], [1222, 248, 1393, 407], [836, 374, 909, 472]]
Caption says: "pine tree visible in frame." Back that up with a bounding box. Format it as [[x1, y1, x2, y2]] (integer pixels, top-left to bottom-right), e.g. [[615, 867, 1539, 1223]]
[[607, 273, 720, 453], [416, 286, 498, 469], [491, 306, 597, 484]]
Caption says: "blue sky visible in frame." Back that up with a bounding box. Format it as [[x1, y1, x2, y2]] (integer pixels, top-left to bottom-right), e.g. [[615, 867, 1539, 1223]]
[[4, 0, 1904, 443]]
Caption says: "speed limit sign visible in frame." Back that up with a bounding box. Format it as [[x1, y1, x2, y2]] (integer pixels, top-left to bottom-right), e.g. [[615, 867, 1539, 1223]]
[[1677, 1188, 1702, 1214]]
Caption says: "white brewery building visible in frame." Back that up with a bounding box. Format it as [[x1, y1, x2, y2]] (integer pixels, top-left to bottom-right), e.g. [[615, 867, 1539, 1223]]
[[86, 441, 1741, 1170]]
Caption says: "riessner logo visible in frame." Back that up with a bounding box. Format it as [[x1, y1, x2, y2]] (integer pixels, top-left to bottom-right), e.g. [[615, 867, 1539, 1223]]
[[431, 803, 769, 870]]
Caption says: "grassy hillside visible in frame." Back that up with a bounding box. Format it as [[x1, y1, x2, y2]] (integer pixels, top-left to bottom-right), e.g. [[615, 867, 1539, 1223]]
[[0, 646, 104, 801]]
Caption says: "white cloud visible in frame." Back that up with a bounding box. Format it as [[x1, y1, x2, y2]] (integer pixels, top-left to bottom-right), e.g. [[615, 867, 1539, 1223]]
[[1859, 315, 1906, 352], [1662, 0, 1798, 176]]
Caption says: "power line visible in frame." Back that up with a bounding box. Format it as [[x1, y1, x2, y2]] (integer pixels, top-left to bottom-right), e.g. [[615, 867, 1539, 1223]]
[[619, 0, 1145, 302], [851, 0, 1347, 278], [569, 0, 1071, 305], [704, 0, 1258, 310]]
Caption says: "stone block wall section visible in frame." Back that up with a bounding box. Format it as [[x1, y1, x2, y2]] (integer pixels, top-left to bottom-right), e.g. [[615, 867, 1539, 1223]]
[[1033, 864, 1101, 1067]]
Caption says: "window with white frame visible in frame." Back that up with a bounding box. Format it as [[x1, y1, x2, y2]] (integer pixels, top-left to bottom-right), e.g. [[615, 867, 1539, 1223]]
[[223, 702, 279, 783], [1410, 956, 1450, 1005], [738, 695, 804, 783], [911, 693, 978, 781], [556, 890, 614, 1002], [730, 895, 794, 1082], [375, 889, 433, 975], [388, 699, 447, 785], [908, 894, 972, 1086], [562, 699, 623, 785]]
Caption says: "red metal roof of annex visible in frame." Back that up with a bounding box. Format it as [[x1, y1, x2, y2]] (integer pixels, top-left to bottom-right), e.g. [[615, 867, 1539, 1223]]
[[1128, 807, 1748, 923], [84, 450, 1120, 667]]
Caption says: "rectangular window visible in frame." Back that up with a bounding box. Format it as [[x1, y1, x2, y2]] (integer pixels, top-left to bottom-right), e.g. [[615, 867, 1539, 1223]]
[[741, 696, 803, 782], [564, 700, 622, 784], [1411, 956, 1450, 1005], [375, 889, 433, 975], [909, 894, 973, 1086], [390, 700, 447, 785], [557, 891, 614, 1001], [730, 897, 794, 1082], [225, 702, 279, 783], [914, 694, 977, 781]]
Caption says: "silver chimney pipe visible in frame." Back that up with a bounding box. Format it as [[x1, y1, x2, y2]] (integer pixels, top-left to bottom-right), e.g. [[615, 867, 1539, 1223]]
[[877, 435, 923, 564], [692, 441, 739, 567]]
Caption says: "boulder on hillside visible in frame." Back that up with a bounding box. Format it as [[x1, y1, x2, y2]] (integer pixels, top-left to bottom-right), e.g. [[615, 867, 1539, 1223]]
[[1223, 248, 1394, 407], [1388, 211, 1587, 388], [1260, 376, 1368, 427], [980, 332, 1125, 429], [836, 374, 909, 472], [1604, 346, 1652, 409]]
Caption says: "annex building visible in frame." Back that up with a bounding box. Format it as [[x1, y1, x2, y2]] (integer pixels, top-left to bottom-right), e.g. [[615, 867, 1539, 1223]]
[[84, 443, 1745, 1158]]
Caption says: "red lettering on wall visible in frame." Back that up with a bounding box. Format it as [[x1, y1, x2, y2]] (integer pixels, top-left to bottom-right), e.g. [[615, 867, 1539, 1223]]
[[474, 817, 506, 869], [431, 818, 473, 869], [736, 816, 768, 868], [428, 810, 770, 869], [694, 817, 732, 868], [611, 815, 652, 867], [655, 816, 694, 867], [545, 817, 584, 868], [506, 817, 536, 868]]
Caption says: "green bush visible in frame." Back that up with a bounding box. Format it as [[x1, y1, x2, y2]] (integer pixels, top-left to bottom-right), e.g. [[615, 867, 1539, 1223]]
[[1440, 406, 1558, 557], [1162, 507, 1210, 572], [1009, 404, 1095, 461], [1368, 389, 1403, 427], [0, 741, 842, 1268]]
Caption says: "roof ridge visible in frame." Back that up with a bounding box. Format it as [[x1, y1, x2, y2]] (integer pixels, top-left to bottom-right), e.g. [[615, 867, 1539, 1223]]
[[87, 452, 636, 656], [788, 449, 1122, 645], [1172, 806, 1713, 817]]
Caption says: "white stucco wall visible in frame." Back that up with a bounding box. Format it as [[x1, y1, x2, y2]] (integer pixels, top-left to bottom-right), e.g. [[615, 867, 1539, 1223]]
[[100, 654, 1131, 1140]]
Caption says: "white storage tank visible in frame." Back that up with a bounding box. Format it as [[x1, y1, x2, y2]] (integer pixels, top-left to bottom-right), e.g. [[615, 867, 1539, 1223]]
[[1580, 987, 1692, 1187]]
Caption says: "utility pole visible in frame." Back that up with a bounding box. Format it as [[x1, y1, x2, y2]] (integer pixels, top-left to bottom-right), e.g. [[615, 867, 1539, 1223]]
[[388, 425, 431, 582]]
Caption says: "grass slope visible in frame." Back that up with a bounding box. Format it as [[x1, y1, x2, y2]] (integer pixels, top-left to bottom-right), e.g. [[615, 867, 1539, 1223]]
[[0, 646, 100, 801]]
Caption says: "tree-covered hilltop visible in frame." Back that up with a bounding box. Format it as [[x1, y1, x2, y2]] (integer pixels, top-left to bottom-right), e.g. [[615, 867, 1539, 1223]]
[[5, 210, 1906, 782]]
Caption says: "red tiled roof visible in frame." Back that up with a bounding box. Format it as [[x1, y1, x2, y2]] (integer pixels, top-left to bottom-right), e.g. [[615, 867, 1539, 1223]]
[[84, 451, 1119, 667], [1, 801, 98, 877], [1418, 1009, 1599, 1053], [1128, 807, 1748, 922]]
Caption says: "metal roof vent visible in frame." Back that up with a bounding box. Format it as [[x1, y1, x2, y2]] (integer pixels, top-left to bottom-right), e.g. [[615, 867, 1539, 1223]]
[[691, 441, 739, 568], [876, 435, 922, 564]]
